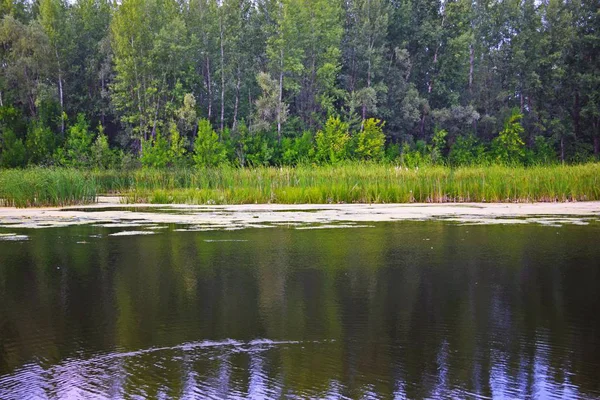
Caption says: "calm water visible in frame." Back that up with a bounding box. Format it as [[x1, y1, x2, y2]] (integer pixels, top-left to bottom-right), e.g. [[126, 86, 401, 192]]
[[1, 221, 599, 399]]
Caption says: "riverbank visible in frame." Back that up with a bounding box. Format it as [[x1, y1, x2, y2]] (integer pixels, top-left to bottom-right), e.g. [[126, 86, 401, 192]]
[[1, 164, 600, 207], [1, 200, 599, 229]]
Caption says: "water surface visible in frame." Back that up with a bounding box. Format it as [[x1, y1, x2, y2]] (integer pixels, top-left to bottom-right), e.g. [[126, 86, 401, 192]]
[[1, 221, 599, 399]]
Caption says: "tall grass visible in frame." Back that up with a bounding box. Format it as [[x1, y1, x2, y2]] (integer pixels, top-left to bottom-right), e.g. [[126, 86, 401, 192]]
[[0, 168, 97, 207], [1, 163, 599, 207], [118, 164, 600, 204]]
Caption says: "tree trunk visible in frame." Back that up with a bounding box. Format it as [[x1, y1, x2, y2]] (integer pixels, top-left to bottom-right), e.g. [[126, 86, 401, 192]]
[[560, 136, 565, 163], [233, 68, 241, 131], [219, 15, 225, 134], [573, 91, 580, 139], [594, 120, 600, 157], [206, 56, 212, 120], [469, 44, 474, 96], [56, 47, 65, 136], [428, 10, 446, 94], [277, 48, 284, 142]]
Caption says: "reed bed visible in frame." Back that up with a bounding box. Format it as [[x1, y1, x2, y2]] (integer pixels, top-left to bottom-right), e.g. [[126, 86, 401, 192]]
[[0, 168, 97, 207], [1, 164, 599, 207]]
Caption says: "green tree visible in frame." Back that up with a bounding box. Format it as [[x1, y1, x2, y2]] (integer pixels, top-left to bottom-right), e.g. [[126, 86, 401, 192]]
[[315, 115, 350, 164], [60, 113, 94, 167], [355, 118, 385, 160], [193, 119, 227, 167], [0, 129, 27, 167], [491, 109, 526, 165], [110, 0, 187, 145], [91, 125, 117, 169]]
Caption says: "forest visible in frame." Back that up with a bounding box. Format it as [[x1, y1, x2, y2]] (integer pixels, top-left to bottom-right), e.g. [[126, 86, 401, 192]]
[[0, 0, 599, 169]]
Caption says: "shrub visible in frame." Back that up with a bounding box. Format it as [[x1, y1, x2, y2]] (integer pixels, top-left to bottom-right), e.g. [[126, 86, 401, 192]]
[[430, 127, 448, 164], [526, 136, 556, 165], [315, 116, 350, 164], [448, 134, 487, 166], [355, 118, 385, 161], [141, 132, 170, 168], [91, 126, 118, 169], [400, 140, 432, 168], [26, 122, 56, 165], [59, 114, 94, 167], [0, 129, 27, 168], [193, 119, 227, 167], [491, 109, 526, 165], [168, 123, 188, 167], [282, 131, 314, 165]]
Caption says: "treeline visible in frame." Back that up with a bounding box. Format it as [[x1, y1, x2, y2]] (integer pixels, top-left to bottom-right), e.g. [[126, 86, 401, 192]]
[[0, 0, 598, 169]]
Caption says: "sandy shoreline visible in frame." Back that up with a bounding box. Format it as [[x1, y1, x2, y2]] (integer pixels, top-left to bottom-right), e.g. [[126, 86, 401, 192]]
[[1, 199, 600, 230]]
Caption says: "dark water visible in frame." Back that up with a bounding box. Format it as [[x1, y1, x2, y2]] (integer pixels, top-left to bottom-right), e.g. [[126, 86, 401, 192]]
[[1, 221, 599, 399]]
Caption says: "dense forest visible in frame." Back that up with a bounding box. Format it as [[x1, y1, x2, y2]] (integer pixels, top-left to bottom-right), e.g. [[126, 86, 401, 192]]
[[0, 0, 598, 168]]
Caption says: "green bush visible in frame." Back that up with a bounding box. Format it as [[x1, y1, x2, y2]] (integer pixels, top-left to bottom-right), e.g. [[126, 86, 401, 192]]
[[0, 129, 27, 168], [400, 140, 432, 168], [91, 126, 119, 169], [193, 119, 227, 167], [26, 122, 56, 165], [448, 134, 487, 166], [239, 126, 275, 167], [315, 116, 350, 164], [526, 136, 556, 165], [355, 118, 385, 161], [141, 131, 171, 168], [168, 123, 188, 167], [58, 114, 94, 167], [491, 109, 526, 165], [282, 131, 314, 165]]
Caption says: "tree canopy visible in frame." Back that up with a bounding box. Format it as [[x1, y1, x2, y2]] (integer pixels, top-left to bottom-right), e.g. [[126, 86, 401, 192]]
[[0, 0, 598, 167]]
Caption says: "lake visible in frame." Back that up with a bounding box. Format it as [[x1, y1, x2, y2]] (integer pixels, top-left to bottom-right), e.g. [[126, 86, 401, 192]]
[[1, 217, 599, 399]]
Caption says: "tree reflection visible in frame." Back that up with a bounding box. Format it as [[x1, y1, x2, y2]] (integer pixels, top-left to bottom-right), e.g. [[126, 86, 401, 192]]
[[0, 222, 599, 398]]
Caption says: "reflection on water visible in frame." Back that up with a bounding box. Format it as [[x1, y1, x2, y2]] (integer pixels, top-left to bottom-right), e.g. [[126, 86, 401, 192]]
[[0, 222, 599, 399]]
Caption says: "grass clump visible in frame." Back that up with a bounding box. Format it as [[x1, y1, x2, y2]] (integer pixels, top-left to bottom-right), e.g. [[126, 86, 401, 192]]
[[0, 168, 97, 207]]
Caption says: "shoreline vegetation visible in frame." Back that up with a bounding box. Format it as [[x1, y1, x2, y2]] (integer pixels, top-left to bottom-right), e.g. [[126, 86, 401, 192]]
[[1, 163, 599, 208]]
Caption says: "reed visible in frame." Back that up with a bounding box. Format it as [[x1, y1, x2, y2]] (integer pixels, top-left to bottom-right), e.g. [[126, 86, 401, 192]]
[[0, 168, 97, 207], [1, 164, 599, 207], [118, 163, 600, 204]]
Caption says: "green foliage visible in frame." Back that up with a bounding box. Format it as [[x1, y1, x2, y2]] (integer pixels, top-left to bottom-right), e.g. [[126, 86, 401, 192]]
[[282, 131, 314, 165], [431, 128, 448, 164], [449, 135, 487, 167], [141, 132, 170, 168], [91, 126, 119, 169], [25, 122, 56, 165], [355, 118, 385, 161], [526, 136, 556, 165], [400, 141, 432, 168], [315, 116, 350, 164], [241, 130, 275, 167], [168, 123, 188, 167], [59, 114, 94, 167], [491, 110, 526, 165], [0, 129, 27, 168], [0, 0, 598, 169], [193, 119, 227, 167]]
